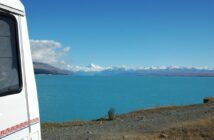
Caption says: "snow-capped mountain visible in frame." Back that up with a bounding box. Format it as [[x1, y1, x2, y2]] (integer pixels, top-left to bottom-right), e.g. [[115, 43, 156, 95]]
[[73, 64, 214, 76]]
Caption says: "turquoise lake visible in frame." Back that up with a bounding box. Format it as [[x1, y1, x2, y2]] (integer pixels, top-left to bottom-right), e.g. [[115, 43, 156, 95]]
[[35, 75, 214, 122]]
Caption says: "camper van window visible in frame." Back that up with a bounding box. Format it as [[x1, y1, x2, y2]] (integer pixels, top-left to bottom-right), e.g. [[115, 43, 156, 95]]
[[0, 13, 22, 97]]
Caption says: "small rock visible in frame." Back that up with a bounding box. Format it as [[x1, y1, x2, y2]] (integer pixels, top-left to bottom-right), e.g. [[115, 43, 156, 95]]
[[86, 131, 93, 134], [159, 133, 168, 138], [200, 133, 208, 138], [123, 135, 128, 139]]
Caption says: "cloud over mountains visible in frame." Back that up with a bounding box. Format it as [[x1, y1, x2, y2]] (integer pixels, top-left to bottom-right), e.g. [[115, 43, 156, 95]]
[[30, 39, 214, 75], [30, 39, 71, 69]]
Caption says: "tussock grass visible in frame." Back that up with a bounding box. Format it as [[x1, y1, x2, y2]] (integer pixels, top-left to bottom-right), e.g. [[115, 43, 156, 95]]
[[42, 120, 86, 128], [147, 117, 214, 140], [204, 97, 214, 103]]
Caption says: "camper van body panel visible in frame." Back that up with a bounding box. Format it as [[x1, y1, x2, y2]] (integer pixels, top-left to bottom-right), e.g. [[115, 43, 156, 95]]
[[0, 0, 24, 14], [18, 13, 41, 139], [0, 0, 41, 139]]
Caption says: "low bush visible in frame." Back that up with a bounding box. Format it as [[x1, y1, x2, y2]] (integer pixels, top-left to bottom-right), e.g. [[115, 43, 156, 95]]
[[108, 108, 116, 120]]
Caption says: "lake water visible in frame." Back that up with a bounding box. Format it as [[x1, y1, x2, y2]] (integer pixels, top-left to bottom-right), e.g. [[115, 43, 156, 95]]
[[35, 75, 214, 122]]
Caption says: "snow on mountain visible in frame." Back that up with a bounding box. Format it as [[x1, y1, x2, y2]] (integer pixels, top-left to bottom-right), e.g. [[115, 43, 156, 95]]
[[72, 64, 214, 76]]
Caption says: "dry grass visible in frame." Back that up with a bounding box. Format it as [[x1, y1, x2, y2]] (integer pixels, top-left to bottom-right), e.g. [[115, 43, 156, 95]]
[[118, 103, 205, 119], [118, 117, 214, 140], [145, 117, 214, 140], [42, 117, 214, 140], [42, 120, 87, 128], [204, 97, 214, 103]]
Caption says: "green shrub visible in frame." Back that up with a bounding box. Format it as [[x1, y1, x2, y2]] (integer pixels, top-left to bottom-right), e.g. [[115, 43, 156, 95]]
[[108, 108, 116, 120]]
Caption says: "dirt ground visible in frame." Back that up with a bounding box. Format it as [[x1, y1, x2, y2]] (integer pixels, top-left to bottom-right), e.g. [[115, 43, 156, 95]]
[[41, 103, 214, 140]]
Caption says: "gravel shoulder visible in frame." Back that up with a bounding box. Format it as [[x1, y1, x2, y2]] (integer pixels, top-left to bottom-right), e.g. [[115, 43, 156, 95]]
[[42, 103, 214, 140]]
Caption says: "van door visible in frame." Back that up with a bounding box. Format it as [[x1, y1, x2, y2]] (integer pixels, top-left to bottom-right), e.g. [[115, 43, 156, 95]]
[[0, 12, 30, 139]]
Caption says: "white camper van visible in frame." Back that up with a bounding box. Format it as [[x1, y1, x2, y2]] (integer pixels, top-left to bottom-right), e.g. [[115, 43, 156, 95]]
[[0, 0, 41, 140]]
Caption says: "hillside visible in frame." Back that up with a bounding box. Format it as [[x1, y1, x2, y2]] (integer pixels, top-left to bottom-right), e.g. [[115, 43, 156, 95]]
[[33, 62, 72, 75]]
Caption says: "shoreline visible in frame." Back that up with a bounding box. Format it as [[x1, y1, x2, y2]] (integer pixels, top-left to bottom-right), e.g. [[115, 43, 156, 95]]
[[41, 100, 214, 140]]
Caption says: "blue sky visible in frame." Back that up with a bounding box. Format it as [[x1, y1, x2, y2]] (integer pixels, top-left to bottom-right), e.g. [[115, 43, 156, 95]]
[[22, 0, 214, 68]]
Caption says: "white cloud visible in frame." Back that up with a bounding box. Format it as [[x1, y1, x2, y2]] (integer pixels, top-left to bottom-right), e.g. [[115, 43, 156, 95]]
[[30, 39, 71, 68], [63, 47, 70, 52]]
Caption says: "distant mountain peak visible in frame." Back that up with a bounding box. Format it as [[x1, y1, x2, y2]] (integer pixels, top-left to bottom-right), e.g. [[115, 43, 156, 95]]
[[86, 63, 104, 71]]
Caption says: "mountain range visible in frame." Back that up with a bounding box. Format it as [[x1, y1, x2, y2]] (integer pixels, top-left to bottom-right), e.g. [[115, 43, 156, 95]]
[[33, 62, 214, 77]]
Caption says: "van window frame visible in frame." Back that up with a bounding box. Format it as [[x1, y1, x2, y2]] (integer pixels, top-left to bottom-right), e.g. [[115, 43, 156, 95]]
[[0, 11, 23, 97]]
